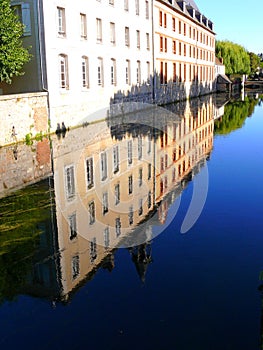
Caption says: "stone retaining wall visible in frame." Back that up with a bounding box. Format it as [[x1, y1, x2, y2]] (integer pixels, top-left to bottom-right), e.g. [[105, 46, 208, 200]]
[[0, 92, 49, 146]]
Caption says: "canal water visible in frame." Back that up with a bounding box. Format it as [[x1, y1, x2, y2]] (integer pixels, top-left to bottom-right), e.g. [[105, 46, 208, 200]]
[[0, 94, 263, 350]]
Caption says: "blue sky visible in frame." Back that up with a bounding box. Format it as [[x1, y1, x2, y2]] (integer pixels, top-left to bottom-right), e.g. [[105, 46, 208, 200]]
[[196, 0, 263, 54]]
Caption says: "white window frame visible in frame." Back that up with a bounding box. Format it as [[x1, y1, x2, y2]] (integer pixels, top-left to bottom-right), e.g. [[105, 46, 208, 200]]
[[96, 18, 102, 43], [59, 54, 69, 89], [81, 56, 89, 88], [100, 151, 107, 180], [97, 57, 104, 86], [86, 156, 94, 189], [65, 164, 75, 200], [57, 7, 66, 37], [80, 13, 87, 39]]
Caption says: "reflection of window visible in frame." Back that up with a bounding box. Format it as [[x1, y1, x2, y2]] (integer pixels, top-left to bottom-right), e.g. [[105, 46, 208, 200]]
[[100, 151, 107, 180], [138, 136, 142, 159], [128, 140, 133, 164], [80, 13, 87, 39], [128, 175, 133, 194], [102, 192, 109, 215], [69, 212, 77, 240], [57, 7, 66, 36], [138, 198, 143, 216], [72, 255, 79, 280], [113, 146, 119, 173], [139, 168, 143, 187], [86, 157, 94, 189], [90, 237, 97, 262], [65, 165, 75, 200], [148, 191, 152, 208], [104, 227, 110, 248], [115, 218, 121, 236], [59, 54, 69, 89], [115, 183, 120, 205], [89, 201, 95, 225], [148, 163, 151, 179], [129, 206, 133, 225]]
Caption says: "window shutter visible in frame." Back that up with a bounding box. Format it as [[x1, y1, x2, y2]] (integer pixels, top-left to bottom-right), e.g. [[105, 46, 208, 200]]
[[22, 3, 31, 36]]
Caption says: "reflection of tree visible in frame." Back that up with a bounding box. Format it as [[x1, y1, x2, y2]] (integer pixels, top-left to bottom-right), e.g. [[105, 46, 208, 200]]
[[214, 97, 258, 135], [0, 179, 53, 304]]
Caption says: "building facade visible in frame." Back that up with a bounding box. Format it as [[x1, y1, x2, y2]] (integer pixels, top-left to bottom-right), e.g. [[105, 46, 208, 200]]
[[0, 0, 215, 131]]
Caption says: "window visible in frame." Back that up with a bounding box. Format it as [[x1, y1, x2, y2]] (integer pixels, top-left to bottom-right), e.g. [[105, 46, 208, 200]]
[[128, 140, 133, 164], [97, 57, 104, 86], [111, 59, 117, 85], [57, 7, 66, 36], [179, 42, 181, 55], [69, 213, 77, 240], [172, 17, 175, 31], [159, 10, 162, 26], [145, 0, 149, 19], [115, 218, 121, 237], [59, 54, 69, 89], [96, 18, 102, 43], [179, 21, 181, 34], [126, 60, 131, 84], [184, 23, 186, 35], [90, 237, 97, 262], [146, 33, 150, 50], [146, 61, 150, 83], [104, 227, 110, 248], [164, 38, 167, 52], [80, 13, 87, 39], [89, 201, 96, 225], [100, 151, 107, 180], [136, 30, 140, 49], [125, 27, 130, 47], [102, 192, 109, 215], [164, 13, 167, 28], [124, 0, 129, 11], [72, 255, 79, 280], [115, 183, 120, 205], [128, 175, 133, 194], [173, 40, 176, 54], [81, 56, 89, 88], [113, 145, 119, 173], [135, 0, 139, 15], [160, 36, 163, 52], [173, 63, 176, 82], [136, 61, 141, 84], [13, 3, 31, 36], [65, 165, 75, 200], [110, 22, 116, 44], [147, 134, 151, 154], [86, 157, 94, 189]]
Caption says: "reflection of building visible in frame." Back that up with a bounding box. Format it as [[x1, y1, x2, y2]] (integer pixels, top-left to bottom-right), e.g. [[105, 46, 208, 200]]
[[48, 94, 215, 300]]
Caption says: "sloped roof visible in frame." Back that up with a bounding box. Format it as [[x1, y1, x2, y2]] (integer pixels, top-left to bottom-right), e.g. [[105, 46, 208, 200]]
[[185, 0, 199, 11], [217, 74, 232, 84]]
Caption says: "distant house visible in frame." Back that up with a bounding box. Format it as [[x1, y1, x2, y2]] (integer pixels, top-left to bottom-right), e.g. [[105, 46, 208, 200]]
[[215, 57, 232, 92]]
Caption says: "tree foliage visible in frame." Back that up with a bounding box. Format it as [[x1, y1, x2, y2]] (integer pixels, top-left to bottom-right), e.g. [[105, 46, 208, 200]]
[[0, 0, 31, 84], [216, 40, 251, 75], [249, 52, 261, 75]]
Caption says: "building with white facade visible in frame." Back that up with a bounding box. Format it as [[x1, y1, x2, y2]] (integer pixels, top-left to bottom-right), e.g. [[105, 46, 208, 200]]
[[0, 0, 216, 131]]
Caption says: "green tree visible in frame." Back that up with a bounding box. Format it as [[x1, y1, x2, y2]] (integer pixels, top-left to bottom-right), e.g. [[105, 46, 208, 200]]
[[0, 0, 30, 84], [216, 40, 251, 75], [249, 52, 261, 75]]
